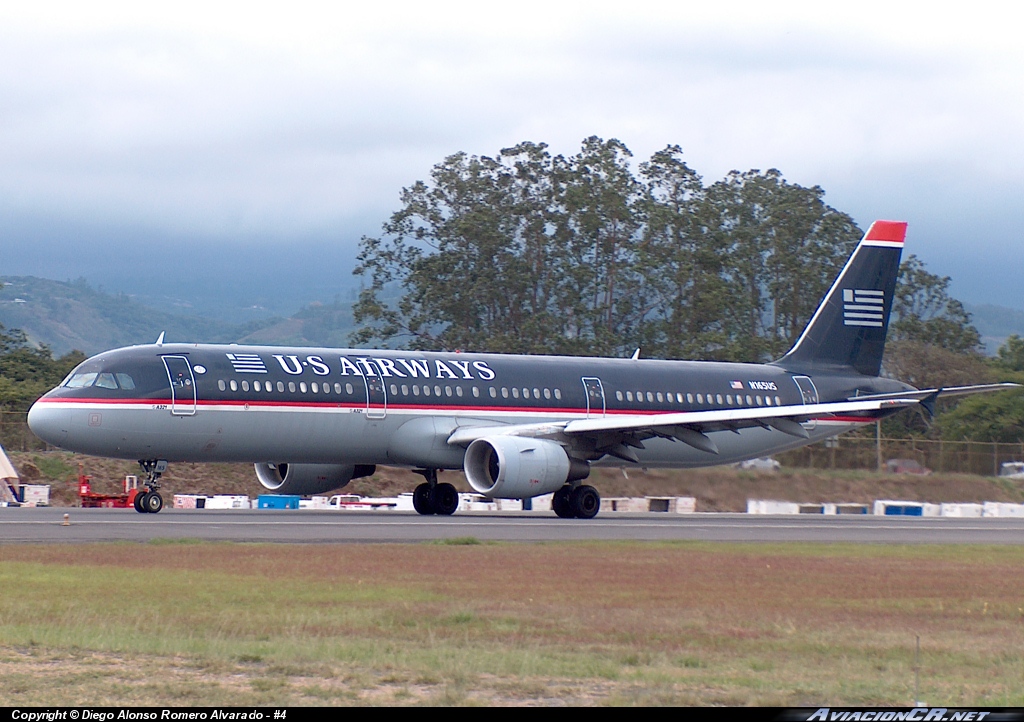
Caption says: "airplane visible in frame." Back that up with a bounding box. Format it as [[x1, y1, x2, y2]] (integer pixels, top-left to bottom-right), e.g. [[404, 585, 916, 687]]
[[26, 220, 1017, 517]]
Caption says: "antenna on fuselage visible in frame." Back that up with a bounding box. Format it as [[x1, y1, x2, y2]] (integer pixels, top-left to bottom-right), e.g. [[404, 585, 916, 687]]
[[630, 348, 641, 360], [155, 332, 165, 346]]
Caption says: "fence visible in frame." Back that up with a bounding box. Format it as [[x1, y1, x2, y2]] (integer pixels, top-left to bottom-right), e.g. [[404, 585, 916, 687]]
[[777, 433, 1024, 476], [4, 411, 1023, 476]]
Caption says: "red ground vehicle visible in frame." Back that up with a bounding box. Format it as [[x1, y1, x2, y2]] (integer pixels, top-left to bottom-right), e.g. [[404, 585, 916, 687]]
[[78, 465, 140, 508]]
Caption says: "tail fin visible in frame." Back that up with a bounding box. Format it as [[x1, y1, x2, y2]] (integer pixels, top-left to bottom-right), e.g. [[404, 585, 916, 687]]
[[775, 220, 906, 376]]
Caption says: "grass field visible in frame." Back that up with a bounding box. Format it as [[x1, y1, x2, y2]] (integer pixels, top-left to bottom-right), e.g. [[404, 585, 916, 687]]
[[1, 541, 1023, 706]]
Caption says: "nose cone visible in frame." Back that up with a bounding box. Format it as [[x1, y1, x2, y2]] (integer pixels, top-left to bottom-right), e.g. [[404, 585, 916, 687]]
[[27, 401, 70, 447]]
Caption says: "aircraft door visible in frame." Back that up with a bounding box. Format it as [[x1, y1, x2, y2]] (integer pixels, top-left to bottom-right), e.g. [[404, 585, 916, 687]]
[[582, 377, 606, 418], [162, 356, 197, 416], [792, 375, 818, 431], [350, 357, 387, 419], [792, 376, 819, 405]]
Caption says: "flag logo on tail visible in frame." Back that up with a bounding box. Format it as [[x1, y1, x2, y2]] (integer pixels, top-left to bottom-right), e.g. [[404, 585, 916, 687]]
[[842, 289, 885, 327], [226, 353, 268, 373]]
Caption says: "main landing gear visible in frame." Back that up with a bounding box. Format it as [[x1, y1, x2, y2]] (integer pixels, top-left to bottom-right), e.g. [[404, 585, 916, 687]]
[[411, 468, 459, 516], [134, 460, 168, 514], [552, 484, 601, 519]]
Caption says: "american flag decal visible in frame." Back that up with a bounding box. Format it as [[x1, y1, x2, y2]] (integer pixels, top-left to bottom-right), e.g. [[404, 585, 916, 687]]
[[730, 380, 744, 390], [842, 289, 885, 327], [226, 353, 268, 373]]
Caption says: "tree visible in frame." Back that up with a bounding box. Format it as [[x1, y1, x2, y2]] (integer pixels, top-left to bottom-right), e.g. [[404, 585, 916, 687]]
[[352, 138, 955, 367], [0, 323, 85, 413], [888, 255, 982, 354]]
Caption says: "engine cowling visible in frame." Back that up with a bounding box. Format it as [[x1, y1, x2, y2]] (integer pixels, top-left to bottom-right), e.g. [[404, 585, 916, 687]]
[[254, 463, 376, 495], [464, 436, 589, 499]]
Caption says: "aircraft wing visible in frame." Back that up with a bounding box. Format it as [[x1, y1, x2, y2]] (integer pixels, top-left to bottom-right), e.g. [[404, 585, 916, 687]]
[[847, 383, 1020, 403], [446, 397, 920, 459]]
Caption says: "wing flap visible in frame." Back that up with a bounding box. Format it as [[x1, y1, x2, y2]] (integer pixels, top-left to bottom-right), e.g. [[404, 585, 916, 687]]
[[446, 398, 917, 447]]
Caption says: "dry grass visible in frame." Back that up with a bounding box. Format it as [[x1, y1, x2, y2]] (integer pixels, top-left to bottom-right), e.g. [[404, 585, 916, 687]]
[[1, 541, 1023, 705]]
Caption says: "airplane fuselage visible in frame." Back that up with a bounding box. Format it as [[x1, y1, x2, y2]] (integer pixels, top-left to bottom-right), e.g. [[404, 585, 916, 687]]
[[28, 342, 912, 469]]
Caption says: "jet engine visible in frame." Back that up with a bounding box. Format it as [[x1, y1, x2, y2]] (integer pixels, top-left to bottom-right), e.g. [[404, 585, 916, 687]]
[[464, 436, 589, 499], [254, 463, 376, 495]]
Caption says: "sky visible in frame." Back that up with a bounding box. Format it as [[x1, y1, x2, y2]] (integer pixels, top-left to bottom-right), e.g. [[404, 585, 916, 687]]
[[2, 1, 1023, 314]]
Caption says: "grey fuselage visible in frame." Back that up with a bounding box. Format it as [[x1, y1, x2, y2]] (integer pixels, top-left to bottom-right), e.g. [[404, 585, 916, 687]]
[[27, 343, 913, 469]]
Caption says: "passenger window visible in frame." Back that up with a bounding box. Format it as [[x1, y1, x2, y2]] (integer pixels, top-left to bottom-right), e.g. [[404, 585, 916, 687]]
[[345, 383, 353, 395], [716, 394, 723, 404], [456, 386, 463, 397], [488, 387, 496, 398], [287, 382, 295, 393], [626, 391, 633, 402], [423, 385, 431, 397], [390, 384, 398, 395], [501, 388, 509, 398], [413, 385, 420, 396], [445, 385, 452, 397], [241, 380, 249, 392], [218, 380, 226, 392], [334, 383, 342, 394], [554, 389, 562, 400], [656, 392, 663, 402], [434, 385, 442, 396], [277, 381, 285, 392], [687, 393, 693, 404], [616, 391, 623, 401], [310, 382, 318, 393], [544, 388, 551, 399], [230, 380, 238, 392], [401, 384, 409, 395], [726, 394, 732, 404], [254, 381, 262, 392], [512, 388, 519, 399], [472, 386, 479, 397]]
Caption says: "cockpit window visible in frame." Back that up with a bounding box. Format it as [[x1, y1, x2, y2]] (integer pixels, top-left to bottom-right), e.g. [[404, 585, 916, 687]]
[[64, 371, 137, 390], [65, 372, 98, 388]]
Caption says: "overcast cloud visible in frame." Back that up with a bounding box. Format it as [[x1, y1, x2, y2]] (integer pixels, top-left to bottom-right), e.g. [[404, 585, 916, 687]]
[[1, 1, 1023, 309]]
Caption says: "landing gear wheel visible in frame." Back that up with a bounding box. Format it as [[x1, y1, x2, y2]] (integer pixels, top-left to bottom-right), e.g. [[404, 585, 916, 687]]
[[570, 485, 600, 519], [431, 483, 459, 516], [552, 486, 574, 518], [413, 483, 435, 515], [133, 491, 148, 514], [143, 491, 164, 514]]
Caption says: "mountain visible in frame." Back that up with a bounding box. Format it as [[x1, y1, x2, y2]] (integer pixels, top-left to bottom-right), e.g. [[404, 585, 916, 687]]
[[0, 276, 367, 356], [964, 303, 1024, 355], [0, 276, 272, 356]]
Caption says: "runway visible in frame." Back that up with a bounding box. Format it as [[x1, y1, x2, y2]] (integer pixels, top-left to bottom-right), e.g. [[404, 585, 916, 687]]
[[2, 507, 1024, 544]]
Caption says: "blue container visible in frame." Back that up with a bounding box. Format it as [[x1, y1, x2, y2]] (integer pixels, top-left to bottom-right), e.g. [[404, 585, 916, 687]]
[[883, 504, 923, 516], [257, 494, 301, 510]]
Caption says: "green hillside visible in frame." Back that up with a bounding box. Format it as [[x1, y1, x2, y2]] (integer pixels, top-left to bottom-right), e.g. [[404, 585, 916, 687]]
[[0, 276, 365, 356], [0, 277, 269, 355]]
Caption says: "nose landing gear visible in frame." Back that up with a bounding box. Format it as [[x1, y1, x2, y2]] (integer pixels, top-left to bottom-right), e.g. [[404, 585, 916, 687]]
[[135, 460, 168, 514]]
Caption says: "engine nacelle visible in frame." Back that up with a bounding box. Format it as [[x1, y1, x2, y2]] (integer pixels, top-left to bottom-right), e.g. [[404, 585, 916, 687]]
[[464, 436, 589, 499], [254, 463, 376, 496]]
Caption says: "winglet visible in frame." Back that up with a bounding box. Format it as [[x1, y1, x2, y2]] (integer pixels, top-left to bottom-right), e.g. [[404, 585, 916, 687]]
[[155, 332, 165, 346], [630, 348, 641, 360]]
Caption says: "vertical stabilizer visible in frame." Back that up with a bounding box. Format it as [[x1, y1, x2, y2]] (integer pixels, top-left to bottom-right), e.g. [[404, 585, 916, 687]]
[[775, 220, 906, 376]]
